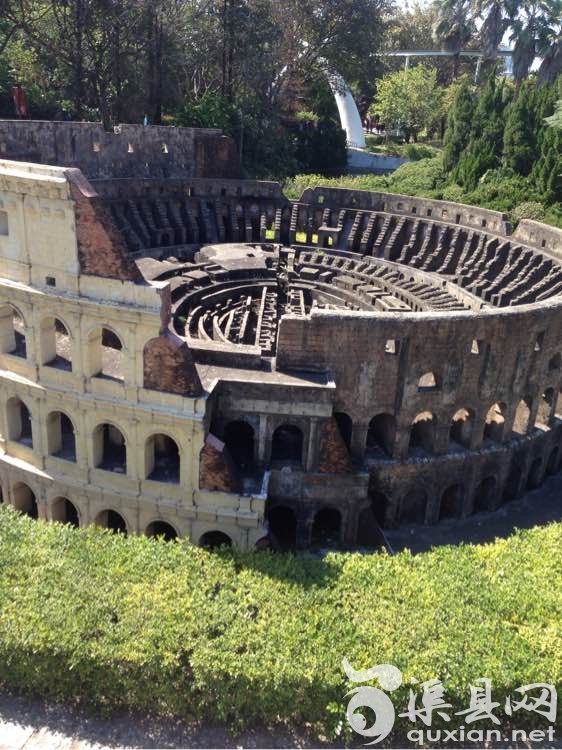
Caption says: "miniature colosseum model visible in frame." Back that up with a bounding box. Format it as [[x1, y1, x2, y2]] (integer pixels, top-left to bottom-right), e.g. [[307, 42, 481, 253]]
[[0, 121, 561, 549]]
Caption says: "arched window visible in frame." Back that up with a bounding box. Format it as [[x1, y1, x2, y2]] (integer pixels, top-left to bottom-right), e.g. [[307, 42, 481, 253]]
[[6, 397, 32, 446], [12, 483, 37, 518], [366, 414, 396, 457], [417, 372, 440, 391], [271, 424, 303, 466], [548, 353, 561, 372], [88, 327, 124, 381], [409, 412, 436, 455], [95, 509, 127, 534], [0, 304, 26, 357], [439, 484, 463, 520], [224, 420, 255, 471], [199, 530, 232, 549], [484, 402, 506, 443], [334, 412, 352, 451], [400, 489, 427, 524], [474, 477, 496, 513], [47, 412, 76, 461], [146, 520, 177, 541], [93, 423, 126, 473], [145, 434, 180, 483], [40, 317, 71, 370], [311, 507, 341, 547], [51, 497, 79, 527], [513, 397, 532, 435], [267, 505, 297, 550], [450, 408, 474, 450], [536, 388, 554, 426]]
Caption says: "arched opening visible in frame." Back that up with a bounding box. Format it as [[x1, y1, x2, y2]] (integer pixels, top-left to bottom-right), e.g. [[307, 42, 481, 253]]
[[526, 456, 543, 489], [0, 305, 26, 357], [6, 397, 33, 447], [311, 507, 341, 547], [51, 497, 79, 527], [417, 372, 440, 391], [356, 504, 385, 548], [439, 484, 463, 520], [40, 317, 71, 370], [449, 408, 473, 450], [146, 434, 180, 483], [370, 490, 389, 526], [12, 483, 37, 518], [409, 412, 436, 455], [400, 489, 427, 524], [224, 420, 255, 471], [271, 424, 303, 466], [267, 505, 297, 550], [47, 411, 76, 461], [366, 413, 396, 457], [548, 353, 561, 372], [503, 464, 522, 503], [484, 403, 506, 443], [334, 412, 352, 451], [88, 327, 124, 381], [546, 445, 560, 475], [536, 389, 554, 426], [513, 397, 532, 436], [96, 509, 127, 534], [474, 476, 497, 513], [93, 423, 126, 473], [146, 520, 178, 541], [199, 530, 232, 549]]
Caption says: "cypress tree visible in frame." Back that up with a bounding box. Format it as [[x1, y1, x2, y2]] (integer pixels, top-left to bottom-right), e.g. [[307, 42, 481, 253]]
[[503, 80, 539, 176], [534, 126, 562, 203], [443, 81, 476, 174]]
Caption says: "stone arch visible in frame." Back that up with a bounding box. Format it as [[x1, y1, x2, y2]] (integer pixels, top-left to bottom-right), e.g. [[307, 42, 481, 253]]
[[95, 508, 127, 534], [370, 490, 389, 526], [449, 408, 474, 450], [548, 353, 561, 372], [409, 412, 436, 454], [39, 316, 72, 370], [6, 396, 33, 446], [224, 420, 255, 471], [271, 424, 304, 466], [366, 413, 396, 456], [51, 497, 80, 527], [526, 456, 543, 489], [268, 505, 297, 549], [513, 396, 532, 435], [334, 412, 352, 451], [93, 422, 127, 473], [311, 507, 341, 547], [0, 303, 26, 357], [47, 410, 76, 461], [536, 388, 555, 426], [87, 325, 125, 381], [474, 476, 497, 513], [146, 520, 178, 541], [484, 402, 506, 443], [400, 488, 427, 524], [439, 484, 463, 520], [199, 530, 232, 548], [145, 433, 180, 482], [12, 482, 38, 518], [503, 463, 522, 503], [546, 444, 560, 475]]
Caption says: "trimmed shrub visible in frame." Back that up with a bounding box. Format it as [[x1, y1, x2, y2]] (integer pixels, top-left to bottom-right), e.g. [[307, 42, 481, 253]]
[[511, 202, 546, 223], [0, 505, 560, 739]]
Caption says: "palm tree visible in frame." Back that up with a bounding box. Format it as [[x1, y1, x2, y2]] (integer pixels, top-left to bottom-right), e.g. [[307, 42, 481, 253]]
[[510, 1, 562, 85], [433, 0, 477, 78], [473, 0, 517, 60]]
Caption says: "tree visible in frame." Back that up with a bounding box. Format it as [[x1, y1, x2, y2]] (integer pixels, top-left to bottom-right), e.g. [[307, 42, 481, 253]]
[[503, 79, 540, 174], [442, 78, 476, 172], [510, 1, 562, 85], [474, 0, 515, 61], [534, 124, 562, 201], [546, 99, 562, 128], [433, 0, 477, 79], [369, 66, 443, 142]]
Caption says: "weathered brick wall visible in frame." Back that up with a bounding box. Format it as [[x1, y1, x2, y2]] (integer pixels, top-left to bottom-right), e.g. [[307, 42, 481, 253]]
[[0, 120, 239, 180], [199, 434, 241, 492], [318, 418, 353, 473], [143, 332, 203, 397]]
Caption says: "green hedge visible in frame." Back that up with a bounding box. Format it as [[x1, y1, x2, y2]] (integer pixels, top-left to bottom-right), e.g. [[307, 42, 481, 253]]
[[0, 505, 560, 738]]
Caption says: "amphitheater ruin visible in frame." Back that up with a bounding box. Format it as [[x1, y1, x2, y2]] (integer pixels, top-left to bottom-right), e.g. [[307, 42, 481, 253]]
[[0, 119, 561, 549]]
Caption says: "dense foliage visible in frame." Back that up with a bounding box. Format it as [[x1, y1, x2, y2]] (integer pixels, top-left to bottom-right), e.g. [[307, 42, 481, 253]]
[[0, 506, 560, 738]]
